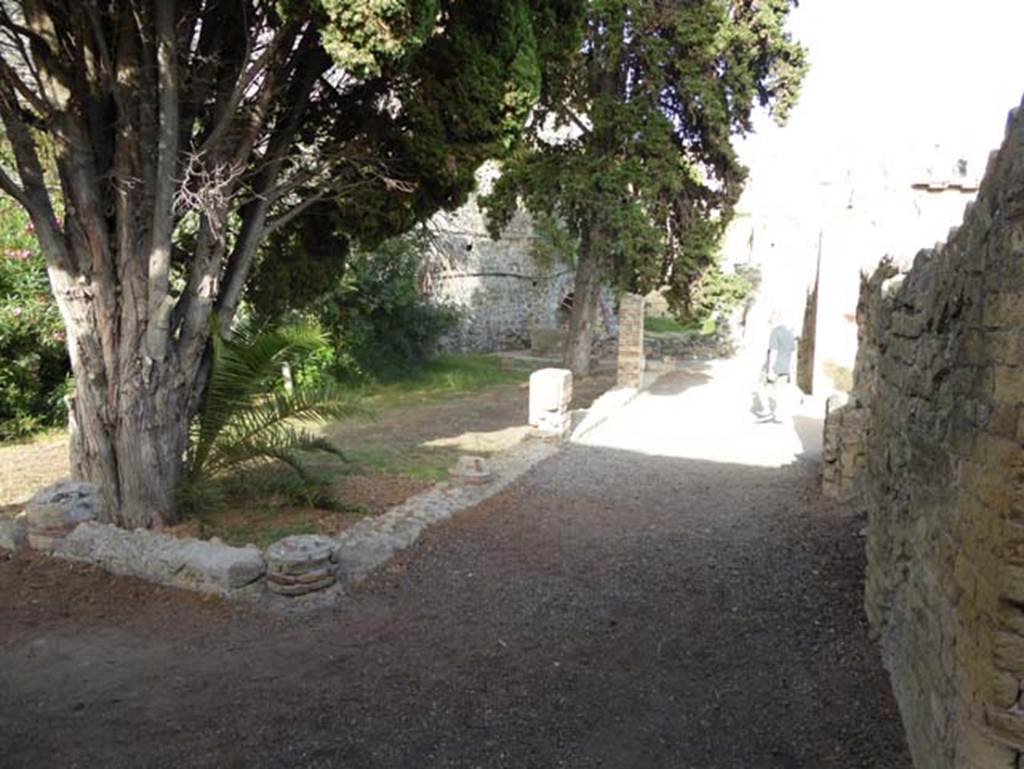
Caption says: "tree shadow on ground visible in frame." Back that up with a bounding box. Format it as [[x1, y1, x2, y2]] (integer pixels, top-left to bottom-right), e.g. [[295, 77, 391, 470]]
[[642, 362, 713, 397], [0, 440, 907, 769]]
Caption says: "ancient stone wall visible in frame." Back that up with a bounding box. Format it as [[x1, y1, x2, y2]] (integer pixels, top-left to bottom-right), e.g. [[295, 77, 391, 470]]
[[423, 163, 615, 353], [823, 103, 1024, 768], [424, 190, 576, 353]]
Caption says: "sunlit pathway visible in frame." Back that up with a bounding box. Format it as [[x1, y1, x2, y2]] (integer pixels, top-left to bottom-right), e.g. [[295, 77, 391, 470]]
[[0, 364, 910, 768], [579, 357, 823, 467]]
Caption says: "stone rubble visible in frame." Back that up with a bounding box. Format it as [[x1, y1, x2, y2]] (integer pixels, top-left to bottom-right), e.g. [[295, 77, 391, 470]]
[[448, 455, 494, 486]]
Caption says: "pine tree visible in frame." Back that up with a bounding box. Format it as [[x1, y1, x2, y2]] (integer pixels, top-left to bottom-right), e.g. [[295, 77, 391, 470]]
[[0, 0, 580, 526], [484, 0, 806, 376]]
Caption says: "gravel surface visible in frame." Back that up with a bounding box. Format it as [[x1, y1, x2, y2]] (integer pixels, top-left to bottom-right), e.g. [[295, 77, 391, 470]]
[[0, 364, 910, 768]]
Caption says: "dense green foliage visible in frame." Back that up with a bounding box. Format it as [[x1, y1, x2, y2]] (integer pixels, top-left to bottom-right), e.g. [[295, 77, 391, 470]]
[[680, 264, 756, 326], [249, 235, 458, 384], [182, 323, 363, 512], [0, 1, 586, 523], [0, 199, 69, 439], [241, 0, 589, 384], [277, 0, 585, 253], [483, 0, 806, 322]]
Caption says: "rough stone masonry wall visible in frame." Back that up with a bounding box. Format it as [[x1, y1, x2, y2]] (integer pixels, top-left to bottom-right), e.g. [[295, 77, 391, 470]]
[[423, 163, 616, 353], [824, 101, 1024, 769], [424, 191, 576, 353]]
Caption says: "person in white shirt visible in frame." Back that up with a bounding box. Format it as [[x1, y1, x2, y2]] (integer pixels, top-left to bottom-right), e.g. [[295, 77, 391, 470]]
[[757, 312, 798, 423]]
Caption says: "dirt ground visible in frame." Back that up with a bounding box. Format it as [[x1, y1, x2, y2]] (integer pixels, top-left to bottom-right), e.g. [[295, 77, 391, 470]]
[[0, 359, 615, 545], [0, 365, 909, 768]]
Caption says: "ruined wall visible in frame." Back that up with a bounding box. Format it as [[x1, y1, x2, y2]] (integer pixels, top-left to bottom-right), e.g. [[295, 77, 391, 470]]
[[823, 103, 1024, 768], [424, 163, 622, 353], [424, 189, 575, 353]]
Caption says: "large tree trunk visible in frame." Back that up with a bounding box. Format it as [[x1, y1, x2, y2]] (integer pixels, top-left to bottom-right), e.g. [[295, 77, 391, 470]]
[[564, 228, 602, 378], [67, 354, 189, 529], [0, 6, 329, 528]]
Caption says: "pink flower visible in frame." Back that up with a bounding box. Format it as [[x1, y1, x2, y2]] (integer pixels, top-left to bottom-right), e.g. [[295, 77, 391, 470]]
[[51, 330, 65, 342], [12, 307, 22, 316], [24, 220, 34, 233]]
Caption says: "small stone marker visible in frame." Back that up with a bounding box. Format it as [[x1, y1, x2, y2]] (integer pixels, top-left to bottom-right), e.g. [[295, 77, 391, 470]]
[[529, 367, 573, 435], [448, 455, 493, 485], [25, 480, 104, 551], [265, 534, 337, 596]]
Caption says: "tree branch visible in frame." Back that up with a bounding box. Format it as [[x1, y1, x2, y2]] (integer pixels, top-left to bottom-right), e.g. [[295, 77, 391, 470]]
[[0, 161, 30, 207], [145, 0, 180, 361], [0, 75, 69, 271], [212, 37, 330, 334], [199, 21, 289, 155]]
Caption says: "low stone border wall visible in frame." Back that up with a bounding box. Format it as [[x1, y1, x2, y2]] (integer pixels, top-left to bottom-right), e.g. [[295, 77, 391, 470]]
[[59, 522, 266, 595], [1, 362, 656, 609], [644, 330, 734, 362], [0, 438, 561, 610], [332, 438, 557, 585]]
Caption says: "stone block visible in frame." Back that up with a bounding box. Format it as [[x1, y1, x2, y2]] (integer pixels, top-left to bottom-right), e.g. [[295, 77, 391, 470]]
[[56, 522, 265, 593], [0, 514, 27, 551], [25, 479, 104, 551], [529, 367, 572, 434], [448, 455, 493, 485], [265, 535, 336, 596], [616, 293, 645, 388], [178, 539, 266, 590], [992, 365, 1024, 405], [979, 713, 1024, 762]]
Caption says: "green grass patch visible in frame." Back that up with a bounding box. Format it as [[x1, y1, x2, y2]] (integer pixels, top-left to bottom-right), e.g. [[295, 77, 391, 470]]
[[644, 315, 717, 335], [345, 445, 454, 482], [183, 354, 530, 543], [0, 425, 67, 448], [363, 354, 530, 410], [644, 315, 692, 334]]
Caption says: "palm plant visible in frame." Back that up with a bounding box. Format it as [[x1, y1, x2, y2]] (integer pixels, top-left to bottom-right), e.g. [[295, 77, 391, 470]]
[[182, 322, 364, 511]]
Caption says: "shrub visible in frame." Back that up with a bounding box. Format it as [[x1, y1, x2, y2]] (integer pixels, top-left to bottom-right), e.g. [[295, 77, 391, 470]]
[[672, 263, 758, 329], [254, 235, 459, 386], [181, 322, 363, 514], [0, 199, 70, 439]]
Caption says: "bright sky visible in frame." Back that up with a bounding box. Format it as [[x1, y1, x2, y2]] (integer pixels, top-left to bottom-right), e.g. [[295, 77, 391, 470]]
[[740, 0, 1024, 193]]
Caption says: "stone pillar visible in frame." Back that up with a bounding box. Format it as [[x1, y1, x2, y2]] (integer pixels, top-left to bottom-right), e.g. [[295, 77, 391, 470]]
[[529, 368, 572, 435], [617, 293, 645, 388]]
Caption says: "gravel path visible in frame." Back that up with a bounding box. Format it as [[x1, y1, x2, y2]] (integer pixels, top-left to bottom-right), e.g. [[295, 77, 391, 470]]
[[0, 363, 910, 768]]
